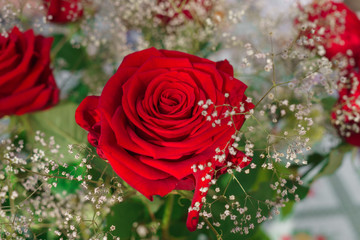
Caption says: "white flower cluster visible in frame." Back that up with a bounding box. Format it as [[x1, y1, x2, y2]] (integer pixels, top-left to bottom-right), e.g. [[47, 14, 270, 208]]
[[0, 132, 124, 239]]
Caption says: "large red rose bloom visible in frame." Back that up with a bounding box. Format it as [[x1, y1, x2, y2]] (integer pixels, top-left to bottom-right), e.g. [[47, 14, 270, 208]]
[[43, 0, 83, 24], [76, 48, 253, 231], [0, 27, 59, 118]]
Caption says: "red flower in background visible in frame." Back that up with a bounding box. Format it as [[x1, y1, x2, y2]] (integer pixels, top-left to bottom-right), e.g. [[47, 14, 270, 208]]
[[43, 0, 83, 24], [299, 1, 360, 147], [298, 1, 360, 68], [332, 71, 360, 147], [76, 47, 253, 231], [156, 0, 213, 25], [0, 27, 59, 118]]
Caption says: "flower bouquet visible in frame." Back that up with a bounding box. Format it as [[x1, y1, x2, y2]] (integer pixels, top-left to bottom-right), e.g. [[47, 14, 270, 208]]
[[0, 0, 359, 239]]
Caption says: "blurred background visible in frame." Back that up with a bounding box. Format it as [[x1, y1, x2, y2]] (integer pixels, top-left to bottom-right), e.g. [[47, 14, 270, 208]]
[[264, 153, 360, 240], [205, 1, 360, 239], [263, 2, 360, 240], [344, 0, 360, 11], [1, 1, 360, 239]]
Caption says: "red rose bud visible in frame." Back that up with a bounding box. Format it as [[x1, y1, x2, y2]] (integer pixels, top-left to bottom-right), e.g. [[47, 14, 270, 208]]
[[75, 48, 254, 231], [43, 0, 84, 24], [156, 0, 213, 25], [332, 71, 360, 147], [297, 1, 360, 68], [0, 26, 59, 118]]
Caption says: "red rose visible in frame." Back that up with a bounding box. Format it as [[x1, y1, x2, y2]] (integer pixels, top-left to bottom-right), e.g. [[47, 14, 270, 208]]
[[75, 48, 253, 231], [300, 2, 360, 146], [43, 0, 83, 24], [298, 1, 360, 67], [332, 71, 360, 146], [156, 0, 212, 25], [0, 27, 59, 118]]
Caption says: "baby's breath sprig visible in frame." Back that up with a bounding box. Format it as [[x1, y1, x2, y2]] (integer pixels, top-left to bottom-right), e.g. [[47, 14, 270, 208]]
[[0, 132, 125, 239]]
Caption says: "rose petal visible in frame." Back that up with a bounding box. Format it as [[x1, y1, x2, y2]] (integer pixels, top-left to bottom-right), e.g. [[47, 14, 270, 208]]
[[216, 60, 234, 76], [101, 118, 173, 180], [0, 27, 35, 88], [75, 96, 101, 131]]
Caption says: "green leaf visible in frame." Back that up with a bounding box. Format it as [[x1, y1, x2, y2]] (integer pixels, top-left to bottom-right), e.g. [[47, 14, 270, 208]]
[[280, 201, 295, 219], [312, 149, 346, 182], [307, 153, 326, 165], [22, 102, 88, 161], [106, 199, 148, 239], [50, 162, 85, 194], [321, 96, 337, 112], [89, 155, 119, 180], [285, 181, 309, 201], [146, 196, 164, 214], [52, 34, 89, 70], [68, 82, 90, 104]]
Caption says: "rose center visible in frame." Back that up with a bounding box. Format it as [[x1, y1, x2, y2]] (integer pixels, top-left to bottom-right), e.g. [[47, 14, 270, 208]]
[[158, 89, 186, 114]]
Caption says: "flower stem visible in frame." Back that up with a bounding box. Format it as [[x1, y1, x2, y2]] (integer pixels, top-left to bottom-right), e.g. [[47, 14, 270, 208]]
[[51, 26, 79, 60], [161, 194, 174, 240], [18, 114, 33, 136], [203, 217, 222, 240], [254, 80, 294, 109]]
